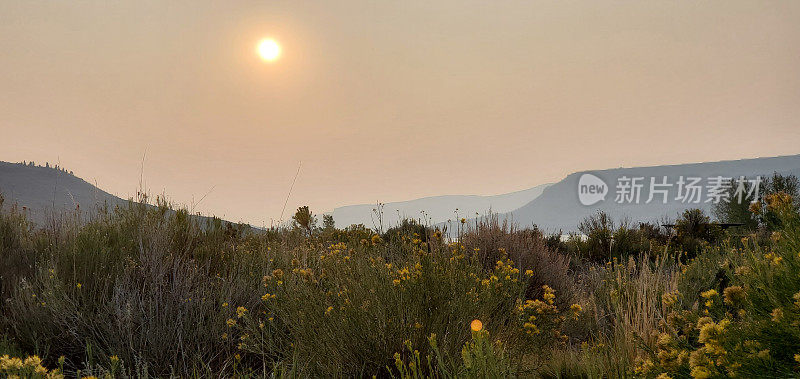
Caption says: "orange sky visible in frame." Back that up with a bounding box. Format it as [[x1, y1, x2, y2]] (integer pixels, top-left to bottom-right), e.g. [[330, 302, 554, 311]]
[[2, 1, 800, 226]]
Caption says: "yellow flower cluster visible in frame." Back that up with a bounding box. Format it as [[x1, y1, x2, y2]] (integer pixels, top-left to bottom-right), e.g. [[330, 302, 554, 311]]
[[722, 286, 745, 306], [0, 355, 62, 378], [494, 259, 520, 281], [763, 251, 783, 266], [569, 304, 582, 319], [261, 293, 276, 301], [700, 289, 718, 308], [392, 264, 421, 286], [662, 290, 679, 308], [236, 306, 247, 318], [765, 192, 793, 211], [771, 307, 783, 322], [633, 357, 655, 375]]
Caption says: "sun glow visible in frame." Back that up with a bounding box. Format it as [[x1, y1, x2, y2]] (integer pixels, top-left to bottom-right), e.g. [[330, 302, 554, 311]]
[[257, 38, 281, 62]]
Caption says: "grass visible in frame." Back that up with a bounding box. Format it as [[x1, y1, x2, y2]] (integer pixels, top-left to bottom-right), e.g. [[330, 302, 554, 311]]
[[0, 192, 799, 377]]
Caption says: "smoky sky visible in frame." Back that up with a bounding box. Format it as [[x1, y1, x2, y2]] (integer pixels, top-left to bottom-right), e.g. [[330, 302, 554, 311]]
[[2, 1, 799, 225]]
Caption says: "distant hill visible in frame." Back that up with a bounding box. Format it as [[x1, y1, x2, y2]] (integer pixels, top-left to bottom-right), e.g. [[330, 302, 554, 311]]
[[330, 184, 552, 228], [0, 161, 129, 225], [503, 155, 800, 232]]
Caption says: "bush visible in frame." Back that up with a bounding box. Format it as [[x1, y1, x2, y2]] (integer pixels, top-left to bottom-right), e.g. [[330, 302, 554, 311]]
[[644, 193, 800, 377]]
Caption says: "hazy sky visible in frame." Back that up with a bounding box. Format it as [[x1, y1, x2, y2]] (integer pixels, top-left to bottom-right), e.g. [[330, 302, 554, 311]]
[[2, 1, 799, 225]]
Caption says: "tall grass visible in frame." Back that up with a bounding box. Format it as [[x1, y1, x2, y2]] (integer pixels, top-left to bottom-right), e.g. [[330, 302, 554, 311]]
[[1, 193, 799, 377]]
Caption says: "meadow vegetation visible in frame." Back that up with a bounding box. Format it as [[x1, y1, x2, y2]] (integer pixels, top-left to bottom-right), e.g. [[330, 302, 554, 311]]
[[0, 175, 799, 378]]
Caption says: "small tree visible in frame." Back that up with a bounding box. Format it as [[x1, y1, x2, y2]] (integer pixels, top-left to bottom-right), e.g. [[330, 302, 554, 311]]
[[578, 211, 614, 262], [292, 206, 316, 236], [322, 214, 335, 230], [712, 177, 759, 231]]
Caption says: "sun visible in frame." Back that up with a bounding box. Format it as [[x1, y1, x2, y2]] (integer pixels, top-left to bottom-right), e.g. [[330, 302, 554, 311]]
[[257, 38, 281, 62]]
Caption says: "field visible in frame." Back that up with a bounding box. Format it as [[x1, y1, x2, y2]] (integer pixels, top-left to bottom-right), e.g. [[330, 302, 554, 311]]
[[1, 192, 799, 378]]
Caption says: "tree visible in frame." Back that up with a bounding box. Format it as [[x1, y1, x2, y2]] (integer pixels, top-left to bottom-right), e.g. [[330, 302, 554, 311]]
[[712, 177, 759, 230], [578, 211, 614, 262], [322, 214, 335, 230], [292, 206, 316, 236]]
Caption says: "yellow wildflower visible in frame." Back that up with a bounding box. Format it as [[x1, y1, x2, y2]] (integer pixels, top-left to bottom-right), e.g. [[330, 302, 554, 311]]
[[569, 304, 582, 319], [662, 291, 679, 307], [700, 289, 718, 299], [690, 366, 712, 379], [236, 306, 247, 318], [723, 286, 745, 305], [771, 308, 783, 322], [23, 355, 42, 367]]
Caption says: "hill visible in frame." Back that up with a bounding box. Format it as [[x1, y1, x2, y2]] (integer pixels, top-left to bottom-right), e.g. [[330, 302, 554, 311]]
[[0, 161, 128, 225], [503, 154, 800, 232], [330, 184, 551, 228]]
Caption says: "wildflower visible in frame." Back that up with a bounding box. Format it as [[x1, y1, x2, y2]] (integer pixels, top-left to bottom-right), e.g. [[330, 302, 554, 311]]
[[569, 304, 582, 319], [690, 366, 712, 379], [662, 291, 679, 307], [20, 355, 41, 368], [795, 353, 800, 363], [523, 322, 540, 335], [766, 192, 793, 211], [272, 268, 284, 278], [226, 318, 236, 327], [325, 306, 334, 315], [371, 234, 383, 244], [633, 358, 654, 375], [261, 293, 275, 301], [76, 282, 82, 289], [700, 289, 718, 299], [222, 302, 228, 308], [771, 308, 783, 322], [657, 333, 672, 348], [542, 285, 556, 305], [236, 306, 247, 318], [525, 269, 533, 277], [1, 356, 23, 370], [470, 319, 483, 332], [723, 286, 745, 306], [460, 218, 466, 224]]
